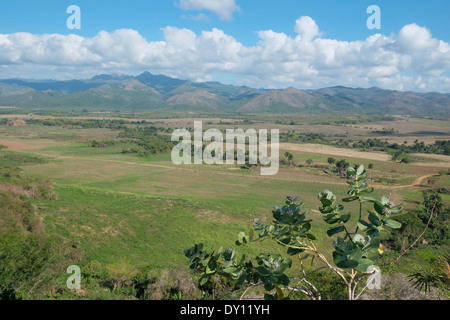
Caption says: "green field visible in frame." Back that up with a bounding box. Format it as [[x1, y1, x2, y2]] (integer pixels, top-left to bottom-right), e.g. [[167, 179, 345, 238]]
[[0, 115, 449, 300]]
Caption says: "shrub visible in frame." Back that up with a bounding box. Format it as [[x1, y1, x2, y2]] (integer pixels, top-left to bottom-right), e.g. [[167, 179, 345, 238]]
[[185, 165, 405, 300]]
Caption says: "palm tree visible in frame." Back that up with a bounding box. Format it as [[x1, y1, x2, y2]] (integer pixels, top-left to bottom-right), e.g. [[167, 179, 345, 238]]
[[409, 253, 450, 293], [284, 152, 294, 166], [368, 163, 374, 180]]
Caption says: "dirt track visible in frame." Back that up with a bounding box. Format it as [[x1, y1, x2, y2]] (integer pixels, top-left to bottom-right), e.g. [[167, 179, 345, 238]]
[[0, 139, 40, 151], [372, 174, 439, 190]]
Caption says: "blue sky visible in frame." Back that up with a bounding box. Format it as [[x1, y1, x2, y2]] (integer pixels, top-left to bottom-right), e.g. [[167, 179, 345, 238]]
[[2, 1, 449, 43], [0, 0, 449, 92]]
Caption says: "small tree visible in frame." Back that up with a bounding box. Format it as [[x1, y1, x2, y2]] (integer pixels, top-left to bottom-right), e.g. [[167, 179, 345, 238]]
[[409, 253, 450, 294], [368, 163, 374, 180], [327, 157, 336, 173], [336, 159, 350, 177], [284, 152, 294, 166]]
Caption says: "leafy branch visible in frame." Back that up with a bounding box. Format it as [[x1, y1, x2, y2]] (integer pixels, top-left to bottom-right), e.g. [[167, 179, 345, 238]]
[[185, 165, 404, 300]]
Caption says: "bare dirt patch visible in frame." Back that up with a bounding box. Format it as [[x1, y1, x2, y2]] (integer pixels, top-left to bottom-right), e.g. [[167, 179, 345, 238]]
[[280, 143, 391, 161], [195, 209, 233, 224], [0, 139, 41, 151], [0, 184, 29, 197]]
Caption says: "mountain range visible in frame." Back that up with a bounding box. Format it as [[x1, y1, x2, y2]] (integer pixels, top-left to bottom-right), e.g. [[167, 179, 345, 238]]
[[0, 72, 449, 116]]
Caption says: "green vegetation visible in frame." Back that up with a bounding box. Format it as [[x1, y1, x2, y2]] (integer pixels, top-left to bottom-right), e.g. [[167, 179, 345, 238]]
[[0, 166, 76, 299], [118, 126, 175, 156], [280, 131, 450, 159], [185, 165, 406, 300], [0, 114, 449, 300], [0, 152, 49, 167]]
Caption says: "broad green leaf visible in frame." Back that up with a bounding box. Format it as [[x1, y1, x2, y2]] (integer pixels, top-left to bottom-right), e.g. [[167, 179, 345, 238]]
[[287, 247, 305, 256], [384, 219, 402, 229], [356, 165, 365, 176], [299, 252, 311, 261], [327, 224, 345, 237], [323, 213, 340, 224], [348, 246, 363, 262], [358, 187, 374, 195], [353, 234, 365, 246], [369, 211, 382, 226], [357, 220, 370, 232], [320, 206, 334, 214], [356, 258, 375, 272], [347, 167, 356, 176], [223, 266, 238, 274], [305, 233, 316, 240], [360, 196, 378, 203], [199, 275, 209, 286], [363, 237, 380, 251], [374, 201, 384, 215], [340, 213, 352, 223], [342, 196, 359, 202]]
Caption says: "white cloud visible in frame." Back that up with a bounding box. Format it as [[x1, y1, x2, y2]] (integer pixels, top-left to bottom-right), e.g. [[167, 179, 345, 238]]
[[0, 17, 449, 92], [178, 0, 240, 21], [397, 24, 438, 52], [294, 16, 322, 41]]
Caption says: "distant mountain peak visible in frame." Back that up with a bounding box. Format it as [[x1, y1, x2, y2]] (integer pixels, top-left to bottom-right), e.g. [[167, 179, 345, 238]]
[[0, 72, 448, 116], [90, 74, 132, 82]]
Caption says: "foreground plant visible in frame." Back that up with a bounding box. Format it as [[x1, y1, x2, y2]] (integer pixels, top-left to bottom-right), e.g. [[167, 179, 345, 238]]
[[185, 165, 403, 300]]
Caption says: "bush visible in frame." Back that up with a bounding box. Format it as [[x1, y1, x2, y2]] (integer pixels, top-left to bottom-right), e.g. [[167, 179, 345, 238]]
[[185, 165, 405, 300]]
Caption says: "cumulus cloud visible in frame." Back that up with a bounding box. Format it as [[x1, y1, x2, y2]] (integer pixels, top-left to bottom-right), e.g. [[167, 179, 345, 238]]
[[294, 16, 322, 41], [397, 24, 438, 52], [178, 0, 240, 21], [0, 17, 449, 92]]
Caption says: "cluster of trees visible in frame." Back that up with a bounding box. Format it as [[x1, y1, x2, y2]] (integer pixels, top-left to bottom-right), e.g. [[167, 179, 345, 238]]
[[88, 140, 113, 148], [325, 158, 374, 178], [389, 193, 449, 252], [281, 154, 374, 179], [118, 127, 175, 156], [280, 132, 325, 144], [389, 192, 449, 294], [371, 128, 397, 135], [25, 118, 130, 130], [348, 139, 450, 157], [325, 158, 350, 176], [280, 128, 449, 159], [281, 153, 315, 168]]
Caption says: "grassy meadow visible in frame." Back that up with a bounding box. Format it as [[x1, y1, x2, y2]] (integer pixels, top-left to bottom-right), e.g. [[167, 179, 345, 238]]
[[0, 115, 449, 299]]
